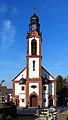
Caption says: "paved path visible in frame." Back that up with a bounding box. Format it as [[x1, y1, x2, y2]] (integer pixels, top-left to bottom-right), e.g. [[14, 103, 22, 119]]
[[17, 108, 36, 115], [61, 110, 68, 115], [58, 114, 65, 120], [33, 117, 41, 120]]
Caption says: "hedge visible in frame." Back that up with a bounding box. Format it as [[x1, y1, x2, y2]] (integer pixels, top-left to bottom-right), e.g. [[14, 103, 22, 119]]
[[3, 102, 14, 107], [0, 114, 12, 120], [0, 105, 17, 118]]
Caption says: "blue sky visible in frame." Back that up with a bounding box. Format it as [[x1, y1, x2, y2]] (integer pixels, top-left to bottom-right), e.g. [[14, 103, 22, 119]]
[[0, 0, 68, 88]]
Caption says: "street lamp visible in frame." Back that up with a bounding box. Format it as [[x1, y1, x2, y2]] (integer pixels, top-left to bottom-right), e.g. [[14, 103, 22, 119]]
[[0, 80, 5, 105], [1, 80, 5, 86]]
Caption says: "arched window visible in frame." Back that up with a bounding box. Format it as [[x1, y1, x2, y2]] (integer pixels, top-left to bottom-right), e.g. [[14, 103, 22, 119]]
[[33, 61, 35, 71], [31, 40, 37, 55]]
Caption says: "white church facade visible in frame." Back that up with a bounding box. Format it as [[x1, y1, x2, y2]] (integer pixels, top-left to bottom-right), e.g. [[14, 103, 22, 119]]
[[12, 12, 56, 108]]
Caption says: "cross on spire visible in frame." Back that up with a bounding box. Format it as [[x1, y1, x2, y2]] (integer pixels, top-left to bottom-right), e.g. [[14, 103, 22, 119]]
[[34, 7, 36, 14]]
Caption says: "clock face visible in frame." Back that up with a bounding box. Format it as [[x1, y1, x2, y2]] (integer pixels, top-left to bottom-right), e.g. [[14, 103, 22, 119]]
[[32, 24, 37, 30]]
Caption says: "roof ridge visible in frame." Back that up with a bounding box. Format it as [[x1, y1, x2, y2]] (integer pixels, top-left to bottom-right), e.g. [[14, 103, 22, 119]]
[[41, 66, 56, 80], [12, 67, 27, 81]]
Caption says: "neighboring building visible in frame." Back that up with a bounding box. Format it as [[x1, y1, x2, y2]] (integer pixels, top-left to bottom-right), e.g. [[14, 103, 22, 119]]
[[65, 76, 68, 84], [0, 84, 7, 103], [7, 88, 13, 102], [12, 12, 56, 108], [0, 84, 12, 103]]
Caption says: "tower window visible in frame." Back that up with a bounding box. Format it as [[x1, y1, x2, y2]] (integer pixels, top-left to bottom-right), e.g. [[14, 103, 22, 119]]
[[31, 40, 37, 55], [33, 61, 35, 71], [21, 86, 24, 90], [44, 86, 46, 90], [44, 98, 46, 102], [22, 99, 24, 102]]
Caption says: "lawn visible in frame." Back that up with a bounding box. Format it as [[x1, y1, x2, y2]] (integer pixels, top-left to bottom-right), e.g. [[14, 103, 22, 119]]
[[61, 114, 68, 120]]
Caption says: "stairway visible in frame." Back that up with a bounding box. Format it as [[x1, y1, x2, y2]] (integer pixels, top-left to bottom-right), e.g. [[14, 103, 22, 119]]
[[39, 108, 58, 120]]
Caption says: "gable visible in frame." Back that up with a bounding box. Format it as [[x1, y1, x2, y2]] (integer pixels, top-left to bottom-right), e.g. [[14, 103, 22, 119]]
[[41, 66, 55, 80], [12, 67, 27, 81]]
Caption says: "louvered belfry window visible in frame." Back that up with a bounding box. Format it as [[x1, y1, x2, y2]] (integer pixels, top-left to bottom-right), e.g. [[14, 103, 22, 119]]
[[32, 40, 36, 55]]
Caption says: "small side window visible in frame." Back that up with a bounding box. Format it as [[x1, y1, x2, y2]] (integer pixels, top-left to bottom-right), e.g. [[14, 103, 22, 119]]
[[45, 74, 47, 78], [44, 86, 46, 90], [22, 99, 24, 102], [44, 99, 46, 102], [21, 86, 24, 90]]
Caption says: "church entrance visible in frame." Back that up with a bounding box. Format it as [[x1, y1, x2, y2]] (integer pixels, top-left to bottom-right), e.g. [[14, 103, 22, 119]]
[[30, 95, 37, 107]]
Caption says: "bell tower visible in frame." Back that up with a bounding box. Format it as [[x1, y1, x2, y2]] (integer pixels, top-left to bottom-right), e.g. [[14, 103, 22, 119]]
[[26, 11, 42, 107]]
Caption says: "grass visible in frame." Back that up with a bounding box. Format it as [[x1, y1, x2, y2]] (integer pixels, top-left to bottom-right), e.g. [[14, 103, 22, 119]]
[[61, 114, 68, 120]]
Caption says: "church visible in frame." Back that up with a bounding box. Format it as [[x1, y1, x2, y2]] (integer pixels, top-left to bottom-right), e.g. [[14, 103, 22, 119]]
[[12, 11, 56, 108]]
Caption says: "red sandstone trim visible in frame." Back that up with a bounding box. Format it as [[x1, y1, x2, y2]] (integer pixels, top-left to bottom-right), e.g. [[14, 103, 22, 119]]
[[26, 30, 41, 39], [26, 79, 42, 107]]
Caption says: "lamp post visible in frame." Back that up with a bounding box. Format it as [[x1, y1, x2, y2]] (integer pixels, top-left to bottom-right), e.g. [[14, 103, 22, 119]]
[[0, 80, 5, 106], [1, 80, 5, 86]]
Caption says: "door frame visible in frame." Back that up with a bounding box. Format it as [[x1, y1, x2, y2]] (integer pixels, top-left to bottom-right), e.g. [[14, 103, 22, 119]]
[[30, 94, 37, 107]]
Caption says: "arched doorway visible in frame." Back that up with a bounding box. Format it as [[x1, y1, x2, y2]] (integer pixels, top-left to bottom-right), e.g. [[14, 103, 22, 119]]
[[49, 98, 53, 106], [30, 95, 37, 107]]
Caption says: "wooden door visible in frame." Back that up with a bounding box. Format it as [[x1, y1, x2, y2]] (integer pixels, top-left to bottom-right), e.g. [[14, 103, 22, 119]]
[[32, 97, 37, 107], [30, 95, 37, 107]]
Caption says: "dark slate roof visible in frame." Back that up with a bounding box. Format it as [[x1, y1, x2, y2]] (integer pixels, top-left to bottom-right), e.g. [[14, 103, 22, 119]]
[[42, 77, 50, 84], [19, 78, 26, 85], [41, 66, 55, 80], [30, 12, 39, 22], [12, 67, 26, 81]]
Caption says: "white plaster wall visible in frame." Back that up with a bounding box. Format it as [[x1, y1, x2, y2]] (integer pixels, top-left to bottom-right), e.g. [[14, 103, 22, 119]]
[[15, 83, 26, 107], [53, 99, 54, 106], [49, 83, 52, 95], [49, 83, 54, 95], [19, 85, 26, 94], [15, 83, 19, 95], [29, 37, 39, 55], [29, 58, 39, 78], [29, 37, 34, 55], [52, 83, 54, 95], [50, 76, 54, 80], [42, 94, 49, 107], [19, 94, 26, 107], [29, 83, 39, 95], [42, 85, 49, 94], [9, 94, 12, 101], [15, 68, 26, 81], [15, 83, 26, 95], [35, 37, 39, 55]]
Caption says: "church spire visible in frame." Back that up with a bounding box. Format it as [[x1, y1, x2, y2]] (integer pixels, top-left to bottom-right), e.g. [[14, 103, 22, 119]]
[[34, 7, 36, 14], [29, 11, 40, 34], [34, 9, 35, 14]]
